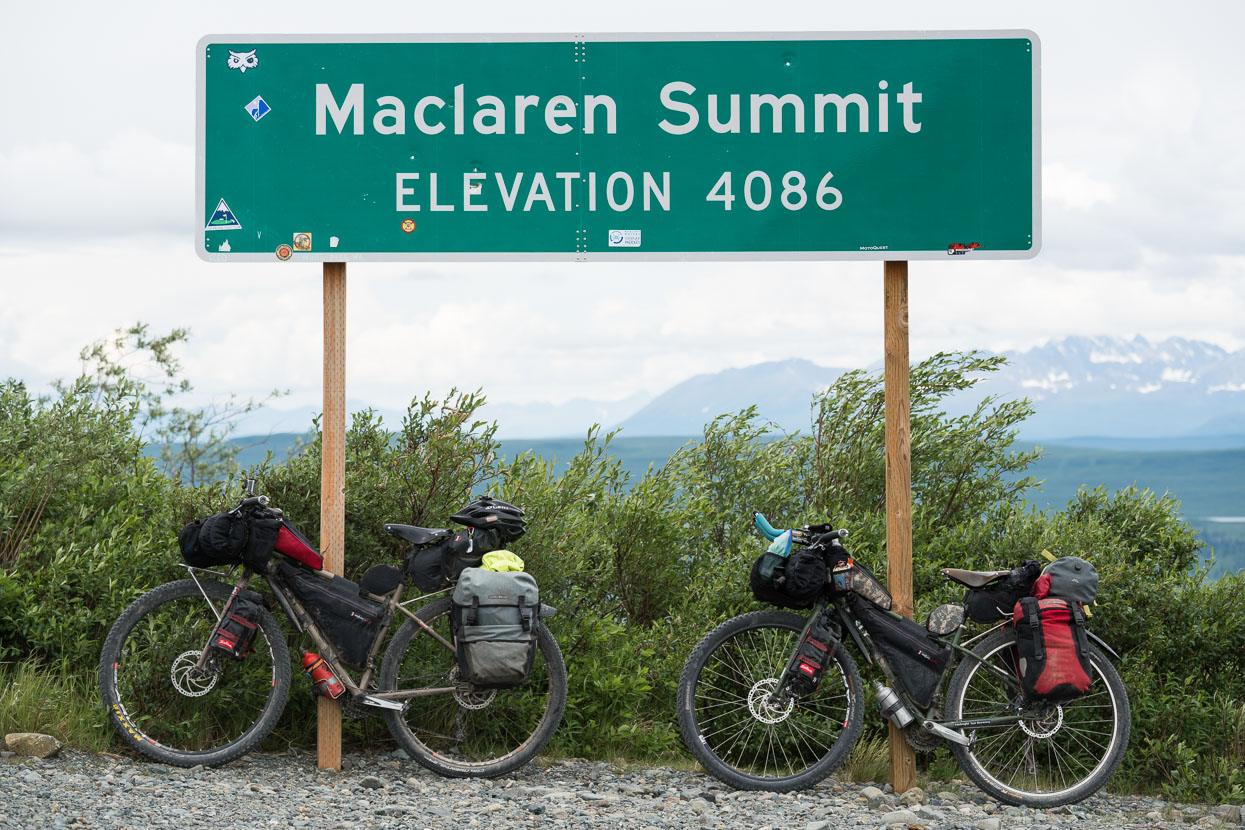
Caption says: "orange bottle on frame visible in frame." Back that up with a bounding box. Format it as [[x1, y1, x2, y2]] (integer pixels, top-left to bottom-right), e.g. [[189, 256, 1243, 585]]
[[302, 651, 345, 699]]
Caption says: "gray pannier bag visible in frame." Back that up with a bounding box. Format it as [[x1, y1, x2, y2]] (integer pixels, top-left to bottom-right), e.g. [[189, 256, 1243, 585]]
[[451, 568, 539, 688]]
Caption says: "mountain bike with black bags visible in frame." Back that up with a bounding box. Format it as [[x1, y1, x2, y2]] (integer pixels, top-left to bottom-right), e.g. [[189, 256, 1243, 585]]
[[99, 479, 565, 777], [677, 511, 1130, 806]]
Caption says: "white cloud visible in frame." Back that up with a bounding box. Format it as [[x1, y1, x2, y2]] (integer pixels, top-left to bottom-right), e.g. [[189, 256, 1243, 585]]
[[0, 132, 191, 236]]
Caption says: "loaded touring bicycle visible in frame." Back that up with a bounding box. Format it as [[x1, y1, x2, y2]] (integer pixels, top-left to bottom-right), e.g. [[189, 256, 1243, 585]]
[[100, 480, 566, 777], [677, 512, 1130, 806]]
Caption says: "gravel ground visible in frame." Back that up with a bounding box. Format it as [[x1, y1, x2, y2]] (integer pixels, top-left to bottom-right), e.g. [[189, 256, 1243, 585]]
[[1, 749, 1241, 830]]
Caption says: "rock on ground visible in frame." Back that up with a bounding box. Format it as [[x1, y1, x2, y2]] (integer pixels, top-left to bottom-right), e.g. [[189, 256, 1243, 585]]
[[3, 733, 61, 759]]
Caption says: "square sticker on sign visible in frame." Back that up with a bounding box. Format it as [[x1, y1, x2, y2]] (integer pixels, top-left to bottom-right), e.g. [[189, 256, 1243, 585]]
[[608, 229, 641, 248]]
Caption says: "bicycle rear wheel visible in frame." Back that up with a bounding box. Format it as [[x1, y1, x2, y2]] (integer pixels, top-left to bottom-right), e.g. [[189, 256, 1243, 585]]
[[946, 629, 1131, 806], [377, 596, 566, 778], [98, 578, 291, 767], [677, 610, 864, 791]]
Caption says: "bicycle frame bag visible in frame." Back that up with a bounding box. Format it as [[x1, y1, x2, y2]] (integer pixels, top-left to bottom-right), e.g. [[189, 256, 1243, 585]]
[[280, 563, 384, 669], [180, 511, 248, 568], [272, 519, 323, 570], [209, 590, 267, 660], [451, 568, 539, 688], [831, 558, 892, 611], [1031, 557, 1099, 605], [787, 617, 837, 695], [1013, 596, 1093, 702], [855, 599, 951, 708], [965, 560, 1042, 623]]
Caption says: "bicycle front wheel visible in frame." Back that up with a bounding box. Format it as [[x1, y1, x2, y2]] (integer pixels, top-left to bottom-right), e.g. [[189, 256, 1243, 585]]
[[946, 629, 1131, 807], [377, 596, 566, 778], [677, 610, 864, 791], [98, 578, 291, 767]]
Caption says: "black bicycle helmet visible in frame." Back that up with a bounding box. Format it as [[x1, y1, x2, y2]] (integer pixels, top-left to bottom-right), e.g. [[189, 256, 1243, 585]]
[[450, 496, 527, 542]]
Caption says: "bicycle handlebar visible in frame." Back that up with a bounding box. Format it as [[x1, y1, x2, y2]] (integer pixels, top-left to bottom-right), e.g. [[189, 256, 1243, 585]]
[[753, 511, 783, 541], [230, 495, 269, 515], [752, 511, 848, 544]]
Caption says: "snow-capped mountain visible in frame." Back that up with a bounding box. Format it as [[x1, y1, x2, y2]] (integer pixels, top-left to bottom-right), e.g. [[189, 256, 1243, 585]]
[[616, 336, 1245, 440], [968, 336, 1245, 438]]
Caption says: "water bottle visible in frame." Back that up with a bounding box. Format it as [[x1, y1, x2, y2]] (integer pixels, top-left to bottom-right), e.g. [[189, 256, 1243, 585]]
[[302, 651, 345, 699]]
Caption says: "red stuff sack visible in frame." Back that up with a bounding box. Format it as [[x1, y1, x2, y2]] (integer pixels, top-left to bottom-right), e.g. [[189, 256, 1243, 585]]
[[1013, 597, 1093, 701]]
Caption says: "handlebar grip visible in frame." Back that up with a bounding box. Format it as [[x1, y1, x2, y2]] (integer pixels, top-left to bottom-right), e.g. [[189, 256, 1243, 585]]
[[752, 511, 783, 541]]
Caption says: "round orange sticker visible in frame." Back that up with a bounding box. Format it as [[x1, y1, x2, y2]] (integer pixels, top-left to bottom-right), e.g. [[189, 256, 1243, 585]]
[[401, 219, 416, 233], [275, 244, 293, 261]]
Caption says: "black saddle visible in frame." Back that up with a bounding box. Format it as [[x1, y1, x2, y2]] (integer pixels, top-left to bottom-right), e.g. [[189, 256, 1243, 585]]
[[384, 524, 450, 546]]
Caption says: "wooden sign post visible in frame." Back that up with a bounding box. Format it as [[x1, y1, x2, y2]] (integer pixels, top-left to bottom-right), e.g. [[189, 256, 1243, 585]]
[[884, 260, 916, 792], [318, 262, 347, 770]]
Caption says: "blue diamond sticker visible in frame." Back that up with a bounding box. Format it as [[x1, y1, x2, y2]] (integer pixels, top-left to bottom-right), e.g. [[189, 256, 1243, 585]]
[[245, 95, 271, 122]]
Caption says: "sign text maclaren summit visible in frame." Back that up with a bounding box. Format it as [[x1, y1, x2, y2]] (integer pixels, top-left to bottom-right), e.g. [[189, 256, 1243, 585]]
[[197, 33, 1040, 262]]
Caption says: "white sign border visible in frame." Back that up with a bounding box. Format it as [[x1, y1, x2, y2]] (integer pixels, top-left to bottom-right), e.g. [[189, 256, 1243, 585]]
[[196, 30, 1041, 263]]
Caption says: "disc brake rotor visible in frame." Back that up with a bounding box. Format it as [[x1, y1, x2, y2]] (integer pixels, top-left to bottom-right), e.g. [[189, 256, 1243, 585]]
[[450, 666, 497, 710], [170, 651, 219, 697], [747, 678, 795, 724], [1018, 705, 1064, 739]]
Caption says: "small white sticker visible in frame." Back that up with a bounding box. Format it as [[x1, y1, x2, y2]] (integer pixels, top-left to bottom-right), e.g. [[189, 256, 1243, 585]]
[[218, 239, 231, 252], [329, 236, 339, 248], [608, 229, 641, 247]]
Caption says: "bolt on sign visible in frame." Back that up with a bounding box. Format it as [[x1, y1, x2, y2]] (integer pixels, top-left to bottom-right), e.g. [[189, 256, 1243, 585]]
[[196, 32, 1040, 262]]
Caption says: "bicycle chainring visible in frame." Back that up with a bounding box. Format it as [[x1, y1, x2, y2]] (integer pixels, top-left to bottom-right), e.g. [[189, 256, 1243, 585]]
[[170, 651, 219, 697], [340, 695, 377, 720], [903, 705, 944, 752]]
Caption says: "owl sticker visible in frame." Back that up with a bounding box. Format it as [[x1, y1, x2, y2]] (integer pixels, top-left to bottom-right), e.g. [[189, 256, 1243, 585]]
[[226, 49, 259, 73]]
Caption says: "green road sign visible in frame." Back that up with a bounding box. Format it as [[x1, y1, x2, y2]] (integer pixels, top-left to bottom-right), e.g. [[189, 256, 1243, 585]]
[[197, 32, 1040, 262]]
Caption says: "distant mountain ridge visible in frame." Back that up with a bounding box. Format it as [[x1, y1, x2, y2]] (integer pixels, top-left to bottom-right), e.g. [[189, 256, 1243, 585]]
[[618, 359, 846, 436], [229, 335, 1245, 442]]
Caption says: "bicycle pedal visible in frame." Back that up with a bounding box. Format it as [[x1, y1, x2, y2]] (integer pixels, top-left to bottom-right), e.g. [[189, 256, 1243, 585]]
[[359, 694, 405, 711]]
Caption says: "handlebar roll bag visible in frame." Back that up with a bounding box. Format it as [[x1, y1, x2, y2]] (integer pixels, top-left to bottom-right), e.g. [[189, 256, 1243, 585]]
[[243, 517, 281, 571], [180, 512, 248, 568], [749, 549, 824, 609]]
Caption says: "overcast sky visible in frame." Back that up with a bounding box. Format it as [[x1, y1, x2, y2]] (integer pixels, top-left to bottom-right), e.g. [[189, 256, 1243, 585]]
[[1, 1, 1242, 419]]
